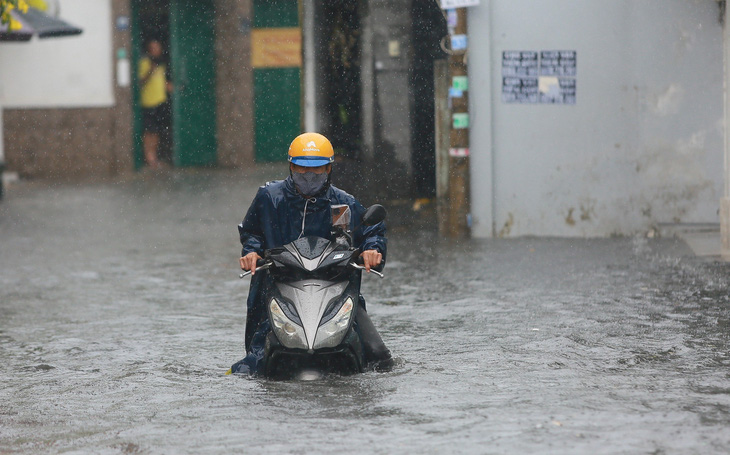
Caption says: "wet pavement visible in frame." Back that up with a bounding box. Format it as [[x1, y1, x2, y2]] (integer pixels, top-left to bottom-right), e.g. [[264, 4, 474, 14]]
[[1, 168, 730, 454]]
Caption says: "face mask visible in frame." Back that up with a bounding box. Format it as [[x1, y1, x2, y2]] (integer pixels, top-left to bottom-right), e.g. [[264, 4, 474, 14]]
[[292, 171, 328, 197]]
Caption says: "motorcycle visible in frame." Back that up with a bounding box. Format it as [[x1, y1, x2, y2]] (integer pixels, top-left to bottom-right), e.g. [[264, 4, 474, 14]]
[[239, 204, 389, 379]]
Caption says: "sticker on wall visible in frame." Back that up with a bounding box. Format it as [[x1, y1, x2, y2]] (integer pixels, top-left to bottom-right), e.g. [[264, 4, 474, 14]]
[[540, 78, 576, 105], [440, 0, 480, 9], [449, 148, 470, 157], [452, 75, 468, 91], [388, 40, 401, 57], [447, 9, 458, 28], [502, 50, 577, 104], [450, 34, 468, 51], [449, 87, 464, 98], [452, 113, 469, 129], [116, 16, 129, 32], [116, 48, 130, 88]]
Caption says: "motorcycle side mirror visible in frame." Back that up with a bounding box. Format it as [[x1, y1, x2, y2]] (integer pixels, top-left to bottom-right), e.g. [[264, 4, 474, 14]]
[[362, 204, 387, 226]]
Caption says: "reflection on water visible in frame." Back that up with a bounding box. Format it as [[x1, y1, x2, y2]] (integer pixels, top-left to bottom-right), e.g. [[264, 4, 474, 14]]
[[1, 172, 729, 454]]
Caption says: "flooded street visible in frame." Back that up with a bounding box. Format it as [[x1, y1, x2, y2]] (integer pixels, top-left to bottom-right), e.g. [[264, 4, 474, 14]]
[[1, 170, 730, 454]]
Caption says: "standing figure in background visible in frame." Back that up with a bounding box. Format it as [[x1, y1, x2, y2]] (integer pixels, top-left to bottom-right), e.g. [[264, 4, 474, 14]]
[[138, 39, 171, 169]]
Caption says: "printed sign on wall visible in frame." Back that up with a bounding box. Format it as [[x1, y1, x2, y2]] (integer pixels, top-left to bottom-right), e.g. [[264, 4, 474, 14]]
[[502, 77, 539, 104], [502, 51, 539, 77], [251, 28, 302, 68], [502, 50, 577, 105], [539, 50, 577, 77]]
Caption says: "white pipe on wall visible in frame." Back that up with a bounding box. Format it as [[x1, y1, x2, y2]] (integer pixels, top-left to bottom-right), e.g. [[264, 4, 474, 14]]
[[0, 104, 4, 165], [303, 0, 317, 133], [468, 0, 495, 237], [722, 0, 730, 259]]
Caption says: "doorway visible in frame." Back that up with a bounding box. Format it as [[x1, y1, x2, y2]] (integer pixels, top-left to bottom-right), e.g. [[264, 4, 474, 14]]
[[410, 1, 447, 198], [132, 0, 217, 169], [310, 0, 444, 199]]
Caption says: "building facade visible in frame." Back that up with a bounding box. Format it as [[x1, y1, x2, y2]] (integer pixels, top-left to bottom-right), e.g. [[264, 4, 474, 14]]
[[0, 0, 255, 179], [467, 0, 725, 237], [4, 0, 727, 244]]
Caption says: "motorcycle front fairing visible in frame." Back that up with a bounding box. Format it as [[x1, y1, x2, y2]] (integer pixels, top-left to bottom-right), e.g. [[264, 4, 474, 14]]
[[261, 236, 366, 378]]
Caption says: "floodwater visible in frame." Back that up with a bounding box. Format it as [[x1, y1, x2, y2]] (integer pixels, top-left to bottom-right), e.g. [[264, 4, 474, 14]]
[[1, 170, 729, 454]]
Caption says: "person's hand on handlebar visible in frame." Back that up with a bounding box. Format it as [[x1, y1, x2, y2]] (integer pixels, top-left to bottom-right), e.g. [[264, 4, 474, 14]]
[[360, 249, 382, 272], [240, 252, 262, 275]]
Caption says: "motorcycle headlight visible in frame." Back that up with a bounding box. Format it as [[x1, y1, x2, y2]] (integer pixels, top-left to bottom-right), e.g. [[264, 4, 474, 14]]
[[270, 299, 308, 349], [314, 297, 354, 349]]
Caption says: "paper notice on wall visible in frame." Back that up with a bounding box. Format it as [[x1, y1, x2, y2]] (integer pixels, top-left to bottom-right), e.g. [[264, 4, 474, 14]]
[[539, 50, 577, 77], [440, 0, 480, 9], [538, 77, 559, 96], [251, 28, 302, 68], [541, 78, 576, 105], [502, 50, 577, 104], [502, 51, 539, 77], [502, 77, 539, 104]]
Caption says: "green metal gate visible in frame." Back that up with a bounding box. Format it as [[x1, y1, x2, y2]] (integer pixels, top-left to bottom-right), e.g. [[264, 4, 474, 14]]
[[170, 0, 217, 167], [252, 0, 301, 162]]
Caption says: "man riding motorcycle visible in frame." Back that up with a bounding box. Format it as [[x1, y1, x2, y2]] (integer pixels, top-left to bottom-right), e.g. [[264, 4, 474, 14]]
[[230, 132, 392, 375]]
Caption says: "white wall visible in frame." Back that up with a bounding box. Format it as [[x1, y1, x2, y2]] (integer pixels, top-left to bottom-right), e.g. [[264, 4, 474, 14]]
[[469, 0, 724, 237], [0, 0, 114, 108], [0, 102, 3, 162]]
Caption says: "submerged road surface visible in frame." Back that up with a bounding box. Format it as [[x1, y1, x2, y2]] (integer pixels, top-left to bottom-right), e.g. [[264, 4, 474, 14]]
[[1, 170, 729, 454]]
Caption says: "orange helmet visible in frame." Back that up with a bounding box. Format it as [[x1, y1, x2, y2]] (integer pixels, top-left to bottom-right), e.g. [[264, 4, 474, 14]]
[[288, 133, 334, 167]]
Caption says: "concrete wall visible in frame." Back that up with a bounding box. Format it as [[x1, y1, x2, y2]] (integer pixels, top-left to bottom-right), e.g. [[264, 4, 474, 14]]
[[215, 0, 254, 168], [469, 0, 724, 237]]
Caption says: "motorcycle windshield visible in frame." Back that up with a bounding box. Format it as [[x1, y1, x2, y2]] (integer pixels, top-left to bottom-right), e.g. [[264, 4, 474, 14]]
[[331, 204, 351, 229], [269, 236, 351, 273]]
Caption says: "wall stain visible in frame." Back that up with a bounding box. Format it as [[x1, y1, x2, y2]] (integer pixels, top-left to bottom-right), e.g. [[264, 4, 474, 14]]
[[580, 202, 596, 221], [565, 208, 576, 226], [499, 213, 514, 237]]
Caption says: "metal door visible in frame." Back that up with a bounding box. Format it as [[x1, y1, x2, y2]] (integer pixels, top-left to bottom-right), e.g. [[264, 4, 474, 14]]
[[252, 0, 301, 162], [169, 0, 217, 167]]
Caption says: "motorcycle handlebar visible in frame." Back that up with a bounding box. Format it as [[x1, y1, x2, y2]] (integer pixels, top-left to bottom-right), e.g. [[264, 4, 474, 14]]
[[238, 256, 385, 279], [349, 262, 385, 279], [239, 260, 271, 279], [354, 253, 385, 277]]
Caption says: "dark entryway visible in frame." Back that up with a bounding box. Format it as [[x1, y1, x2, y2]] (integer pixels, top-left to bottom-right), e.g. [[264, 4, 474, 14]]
[[410, 2, 447, 197], [131, 0, 217, 169], [312, 0, 445, 199], [318, 0, 362, 162]]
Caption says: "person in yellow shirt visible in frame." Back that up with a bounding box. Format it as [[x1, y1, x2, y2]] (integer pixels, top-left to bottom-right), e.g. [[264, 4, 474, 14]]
[[139, 39, 171, 169]]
